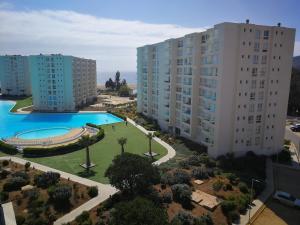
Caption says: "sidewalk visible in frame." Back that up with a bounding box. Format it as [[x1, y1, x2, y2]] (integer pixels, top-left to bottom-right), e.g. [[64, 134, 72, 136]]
[[238, 158, 274, 225], [0, 156, 118, 225], [126, 118, 176, 165]]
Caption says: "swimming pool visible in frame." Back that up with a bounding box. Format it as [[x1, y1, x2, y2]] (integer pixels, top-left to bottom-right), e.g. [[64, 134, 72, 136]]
[[0, 100, 123, 139], [16, 127, 71, 139]]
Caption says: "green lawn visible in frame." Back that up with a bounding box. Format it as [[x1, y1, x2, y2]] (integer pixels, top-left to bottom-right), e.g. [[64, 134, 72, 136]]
[[10, 97, 33, 112], [22, 122, 168, 183]]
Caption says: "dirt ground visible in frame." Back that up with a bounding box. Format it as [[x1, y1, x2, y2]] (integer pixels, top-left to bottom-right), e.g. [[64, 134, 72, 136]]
[[252, 165, 300, 225]]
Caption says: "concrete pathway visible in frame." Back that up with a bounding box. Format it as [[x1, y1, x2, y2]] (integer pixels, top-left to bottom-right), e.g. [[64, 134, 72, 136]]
[[126, 118, 176, 165], [237, 159, 274, 225], [1, 202, 17, 225], [0, 156, 118, 225]]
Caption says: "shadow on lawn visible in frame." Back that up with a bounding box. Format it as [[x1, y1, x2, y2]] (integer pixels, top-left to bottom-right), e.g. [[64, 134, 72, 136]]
[[77, 170, 97, 178]]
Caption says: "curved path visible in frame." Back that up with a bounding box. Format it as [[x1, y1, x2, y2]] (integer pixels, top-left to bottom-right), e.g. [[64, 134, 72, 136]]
[[0, 121, 176, 224]]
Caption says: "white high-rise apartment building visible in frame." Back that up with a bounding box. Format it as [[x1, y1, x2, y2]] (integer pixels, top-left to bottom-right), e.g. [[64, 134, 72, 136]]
[[0, 55, 31, 96], [29, 54, 97, 112], [137, 21, 295, 157]]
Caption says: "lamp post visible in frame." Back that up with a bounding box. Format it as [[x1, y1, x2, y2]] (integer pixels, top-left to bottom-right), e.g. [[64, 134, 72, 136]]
[[248, 178, 261, 224]]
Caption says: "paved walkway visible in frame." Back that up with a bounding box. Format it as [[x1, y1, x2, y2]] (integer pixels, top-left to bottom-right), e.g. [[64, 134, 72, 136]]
[[0, 156, 118, 225], [126, 118, 176, 165], [1, 202, 17, 225], [237, 159, 274, 225]]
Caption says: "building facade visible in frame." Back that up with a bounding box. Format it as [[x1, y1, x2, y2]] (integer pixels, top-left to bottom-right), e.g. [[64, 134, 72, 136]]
[[137, 22, 295, 157], [0, 55, 31, 96], [29, 54, 97, 112]]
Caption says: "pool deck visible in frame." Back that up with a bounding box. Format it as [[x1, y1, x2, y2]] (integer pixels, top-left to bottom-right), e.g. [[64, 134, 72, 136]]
[[3, 126, 97, 148]]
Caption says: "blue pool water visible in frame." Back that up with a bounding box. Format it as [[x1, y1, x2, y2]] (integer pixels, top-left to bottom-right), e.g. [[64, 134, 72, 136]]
[[0, 100, 123, 139], [16, 128, 71, 139]]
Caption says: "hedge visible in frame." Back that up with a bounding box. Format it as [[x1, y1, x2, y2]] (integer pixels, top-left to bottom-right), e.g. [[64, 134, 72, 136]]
[[23, 125, 104, 157], [0, 140, 18, 155], [107, 110, 127, 121]]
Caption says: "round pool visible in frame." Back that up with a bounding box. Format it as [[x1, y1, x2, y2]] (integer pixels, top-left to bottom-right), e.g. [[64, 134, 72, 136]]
[[16, 127, 71, 140]]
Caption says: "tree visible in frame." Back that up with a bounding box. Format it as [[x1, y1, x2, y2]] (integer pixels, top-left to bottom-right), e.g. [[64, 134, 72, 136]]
[[48, 184, 72, 204], [118, 85, 130, 97], [121, 78, 127, 86], [117, 137, 127, 154], [79, 135, 93, 173], [25, 162, 31, 171], [105, 153, 160, 195], [146, 132, 155, 160], [115, 71, 121, 90], [110, 197, 169, 225]]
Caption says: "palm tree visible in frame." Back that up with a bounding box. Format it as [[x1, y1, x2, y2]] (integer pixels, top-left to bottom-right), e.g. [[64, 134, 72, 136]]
[[79, 135, 92, 173], [117, 137, 127, 154], [147, 132, 154, 160]]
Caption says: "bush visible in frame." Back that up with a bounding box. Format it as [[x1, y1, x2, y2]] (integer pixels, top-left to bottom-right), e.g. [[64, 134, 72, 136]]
[[75, 211, 91, 225], [272, 150, 292, 164], [25, 189, 40, 202], [161, 192, 173, 203], [48, 184, 72, 203], [0, 191, 9, 202], [171, 211, 194, 225], [88, 186, 98, 198], [16, 215, 26, 225], [25, 162, 31, 171], [23, 127, 104, 156], [0, 141, 18, 155], [225, 173, 238, 185], [194, 214, 214, 225], [228, 211, 240, 222], [13, 171, 29, 181], [225, 183, 233, 191], [192, 167, 209, 179], [0, 169, 10, 179], [3, 177, 28, 191], [212, 179, 223, 192], [171, 184, 192, 207], [34, 171, 60, 188], [238, 182, 249, 194], [2, 160, 9, 167], [221, 200, 237, 214], [173, 169, 191, 185]]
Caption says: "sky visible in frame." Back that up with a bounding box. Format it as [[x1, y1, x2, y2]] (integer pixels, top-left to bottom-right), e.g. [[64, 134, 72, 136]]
[[0, 0, 299, 83]]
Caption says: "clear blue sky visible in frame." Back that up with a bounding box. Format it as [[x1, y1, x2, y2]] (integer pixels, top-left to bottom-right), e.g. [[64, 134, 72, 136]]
[[0, 0, 299, 82]]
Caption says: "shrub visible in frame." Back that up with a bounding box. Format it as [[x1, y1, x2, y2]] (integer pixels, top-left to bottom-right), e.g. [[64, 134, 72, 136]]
[[173, 169, 191, 185], [0, 169, 10, 179], [107, 110, 127, 121], [25, 162, 31, 171], [88, 186, 98, 198], [25, 189, 40, 202], [192, 167, 209, 179], [0, 191, 8, 202], [212, 179, 223, 192], [272, 150, 292, 164], [75, 211, 91, 225], [13, 171, 29, 181], [228, 211, 240, 222], [194, 214, 214, 225], [3, 177, 28, 191], [171, 184, 192, 207], [225, 183, 233, 191], [225, 173, 238, 185], [34, 171, 60, 188], [0, 141, 18, 155], [238, 182, 249, 194], [2, 160, 9, 167], [48, 185, 72, 203], [171, 211, 194, 225], [16, 215, 26, 225], [221, 200, 237, 214], [236, 194, 250, 213], [161, 192, 173, 203]]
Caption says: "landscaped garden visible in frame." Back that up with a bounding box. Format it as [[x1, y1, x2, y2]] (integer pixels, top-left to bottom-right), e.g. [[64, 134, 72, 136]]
[[23, 122, 168, 183], [0, 159, 96, 225], [10, 96, 32, 112]]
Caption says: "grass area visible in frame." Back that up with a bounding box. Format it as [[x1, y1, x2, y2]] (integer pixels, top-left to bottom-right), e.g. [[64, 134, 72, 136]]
[[10, 97, 32, 112], [22, 122, 167, 183]]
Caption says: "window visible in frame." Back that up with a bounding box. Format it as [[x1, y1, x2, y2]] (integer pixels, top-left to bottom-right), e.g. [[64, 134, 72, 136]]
[[257, 103, 263, 112], [263, 30, 269, 39], [256, 126, 261, 134], [259, 80, 265, 88], [262, 42, 268, 52], [255, 137, 260, 145], [256, 115, 262, 123], [250, 92, 256, 100], [252, 68, 258, 77], [255, 30, 260, 39], [251, 80, 257, 89], [254, 42, 260, 52], [253, 55, 259, 64], [249, 103, 255, 113], [248, 115, 254, 124], [261, 55, 267, 64]]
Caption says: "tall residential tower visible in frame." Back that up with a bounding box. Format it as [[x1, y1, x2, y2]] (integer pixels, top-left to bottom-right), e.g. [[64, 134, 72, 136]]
[[29, 54, 97, 112], [137, 22, 295, 157], [0, 55, 31, 96]]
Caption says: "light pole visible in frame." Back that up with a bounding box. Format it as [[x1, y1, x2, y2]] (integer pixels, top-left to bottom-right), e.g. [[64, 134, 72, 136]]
[[248, 178, 261, 224]]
